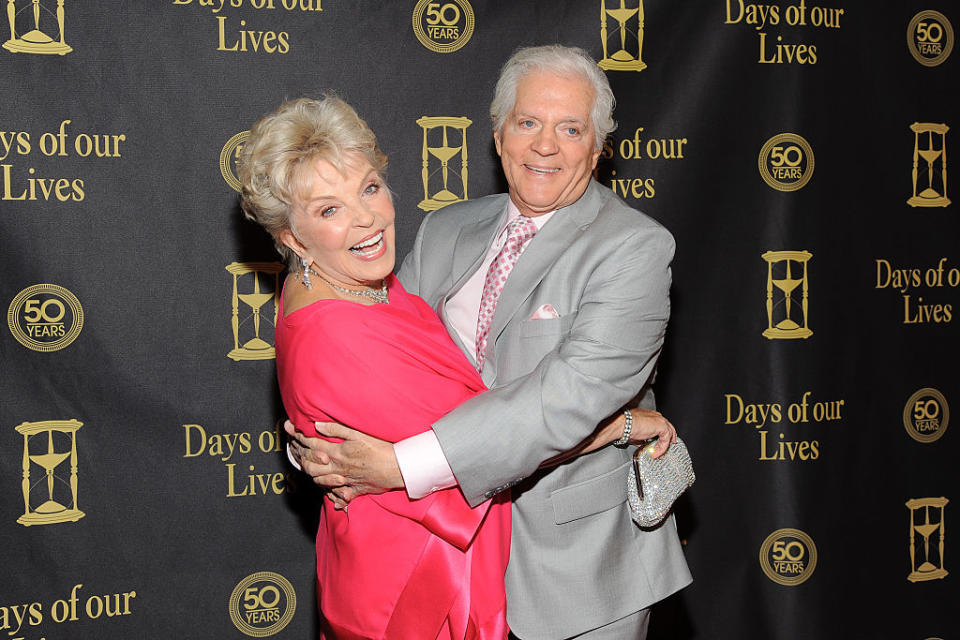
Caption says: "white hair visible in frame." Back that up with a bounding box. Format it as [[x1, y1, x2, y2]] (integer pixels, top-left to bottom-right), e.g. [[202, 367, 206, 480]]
[[490, 45, 616, 150]]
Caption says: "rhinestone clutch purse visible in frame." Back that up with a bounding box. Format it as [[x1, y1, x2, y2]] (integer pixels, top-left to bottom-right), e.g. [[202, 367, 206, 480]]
[[627, 437, 695, 528]]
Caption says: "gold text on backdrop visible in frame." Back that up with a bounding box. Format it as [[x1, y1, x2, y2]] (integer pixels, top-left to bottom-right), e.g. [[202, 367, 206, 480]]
[[0, 583, 137, 636], [171, 0, 322, 53], [182, 421, 296, 497], [723, 0, 844, 64], [874, 257, 956, 324], [724, 390, 845, 461]]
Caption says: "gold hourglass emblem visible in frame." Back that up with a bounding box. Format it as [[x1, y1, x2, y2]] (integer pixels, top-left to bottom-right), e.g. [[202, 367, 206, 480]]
[[417, 116, 472, 212], [762, 250, 813, 340], [226, 262, 283, 361], [598, 0, 646, 72], [15, 419, 84, 526], [3, 0, 72, 55], [908, 122, 950, 207], [906, 497, 948, 582]]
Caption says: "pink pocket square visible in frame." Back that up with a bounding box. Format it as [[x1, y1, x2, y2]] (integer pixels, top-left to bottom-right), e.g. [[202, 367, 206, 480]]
[[529, 304, 560, 320]]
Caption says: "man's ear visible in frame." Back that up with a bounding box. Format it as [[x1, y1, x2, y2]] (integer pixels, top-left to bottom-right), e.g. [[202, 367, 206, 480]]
[[590, 146, 601, 169], [493, 129, 503, 157]]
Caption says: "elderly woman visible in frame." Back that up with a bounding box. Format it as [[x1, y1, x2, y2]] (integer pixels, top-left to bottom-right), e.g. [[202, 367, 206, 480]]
[[239, 95, 512, 639]]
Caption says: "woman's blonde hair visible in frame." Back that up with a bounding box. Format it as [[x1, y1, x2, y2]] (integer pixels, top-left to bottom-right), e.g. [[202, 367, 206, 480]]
[[238, 94, 388, 268]]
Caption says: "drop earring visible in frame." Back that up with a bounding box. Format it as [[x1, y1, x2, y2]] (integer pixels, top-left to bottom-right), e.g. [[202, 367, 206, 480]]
[[300, 256, 313, 290]]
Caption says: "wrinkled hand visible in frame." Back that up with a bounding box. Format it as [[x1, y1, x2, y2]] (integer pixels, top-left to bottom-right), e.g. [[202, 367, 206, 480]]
[[284, 420, 404, 507], [625, 408, 677, 458]]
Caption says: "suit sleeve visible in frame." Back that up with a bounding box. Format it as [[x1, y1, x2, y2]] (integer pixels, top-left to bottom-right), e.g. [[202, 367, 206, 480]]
[[432, 224, 676, 507]]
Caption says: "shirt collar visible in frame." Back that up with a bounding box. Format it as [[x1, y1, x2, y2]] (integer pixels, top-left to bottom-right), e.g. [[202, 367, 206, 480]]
[[496, 199, 555, 241]]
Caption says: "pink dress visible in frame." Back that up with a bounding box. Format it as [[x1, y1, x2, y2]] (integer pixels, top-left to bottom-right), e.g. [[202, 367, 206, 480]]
[[276, 274, 510, 640]]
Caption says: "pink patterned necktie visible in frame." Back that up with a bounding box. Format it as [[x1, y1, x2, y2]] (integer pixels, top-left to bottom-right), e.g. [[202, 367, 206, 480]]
[[475, 216, 538, 370]]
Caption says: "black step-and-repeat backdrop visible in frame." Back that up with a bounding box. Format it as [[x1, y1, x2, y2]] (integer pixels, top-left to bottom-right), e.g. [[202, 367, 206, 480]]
[[1, 2, 953, 638]]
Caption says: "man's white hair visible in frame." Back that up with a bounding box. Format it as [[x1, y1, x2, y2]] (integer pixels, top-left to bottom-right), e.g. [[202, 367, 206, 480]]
[[490, 45, 616, 150]]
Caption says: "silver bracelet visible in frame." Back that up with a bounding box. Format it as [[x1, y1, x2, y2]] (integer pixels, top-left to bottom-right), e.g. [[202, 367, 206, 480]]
[[615, 409, 633, 447]]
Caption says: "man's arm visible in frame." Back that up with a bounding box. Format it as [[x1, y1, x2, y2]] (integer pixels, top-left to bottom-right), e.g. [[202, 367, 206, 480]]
[[434, 224, 675, 505], [288, 405, 676, 507]]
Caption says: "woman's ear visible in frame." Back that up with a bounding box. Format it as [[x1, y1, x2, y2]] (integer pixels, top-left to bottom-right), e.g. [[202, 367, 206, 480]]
[[279, 228, 305, 263]]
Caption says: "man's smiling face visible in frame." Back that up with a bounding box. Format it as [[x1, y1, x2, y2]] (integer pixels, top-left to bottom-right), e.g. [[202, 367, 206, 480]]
[[494, 69, 601, 217]]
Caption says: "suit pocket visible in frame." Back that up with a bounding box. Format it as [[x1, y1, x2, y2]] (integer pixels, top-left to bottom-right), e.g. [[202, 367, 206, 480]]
[[519, 314, 574, 338], [550, 461, 630, 524]]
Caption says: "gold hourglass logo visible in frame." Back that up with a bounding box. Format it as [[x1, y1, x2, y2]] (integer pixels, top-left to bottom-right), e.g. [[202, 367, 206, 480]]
[[15, 419, 84, 526], [906, 497, 948, 582], [598, 0, 646, 72], [908, 122, 950, 207], [226, 262, 283, 361], [3, 0, 71, 55], [762, 250, 813, 340], [416, 116, 472, 212]]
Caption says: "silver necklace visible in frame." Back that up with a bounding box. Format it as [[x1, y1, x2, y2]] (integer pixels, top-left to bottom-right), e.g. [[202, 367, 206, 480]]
[[313, 270, 389, 304]]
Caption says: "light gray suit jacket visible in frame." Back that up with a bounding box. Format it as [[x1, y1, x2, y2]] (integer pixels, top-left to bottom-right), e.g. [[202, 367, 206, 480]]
[[397, 180, 691, 639]]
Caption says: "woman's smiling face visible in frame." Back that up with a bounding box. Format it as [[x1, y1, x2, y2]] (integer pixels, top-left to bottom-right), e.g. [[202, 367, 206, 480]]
[[281, 154, 396, 288]]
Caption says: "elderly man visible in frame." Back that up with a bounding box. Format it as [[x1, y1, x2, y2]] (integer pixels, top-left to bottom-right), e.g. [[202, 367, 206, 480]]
[[289, 45, 691, 639]]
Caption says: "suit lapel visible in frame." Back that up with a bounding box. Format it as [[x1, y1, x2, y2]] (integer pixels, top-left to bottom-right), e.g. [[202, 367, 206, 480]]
[[436, 196, 509, 372], [485, 182, 606, 365], [446, 196, 509, 298]]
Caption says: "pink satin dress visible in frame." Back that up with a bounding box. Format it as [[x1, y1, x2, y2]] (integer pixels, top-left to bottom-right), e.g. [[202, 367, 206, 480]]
[[276, 274, 510, 640]]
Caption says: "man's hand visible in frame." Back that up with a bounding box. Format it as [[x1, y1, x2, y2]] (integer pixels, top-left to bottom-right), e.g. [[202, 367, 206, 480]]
[[284, 421, 405, 505]]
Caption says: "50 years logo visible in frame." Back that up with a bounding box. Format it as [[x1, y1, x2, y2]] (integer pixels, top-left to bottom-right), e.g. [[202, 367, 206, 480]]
[[759, 527, 818, 586], [758, 133, 814, 192], [903, 388, 949, 443], [221, 131, 249, 193], [412, 0, 474, 53], [907, 10, 954, 67], [7, 284, 84, 352], [229, 571, 296, 637]]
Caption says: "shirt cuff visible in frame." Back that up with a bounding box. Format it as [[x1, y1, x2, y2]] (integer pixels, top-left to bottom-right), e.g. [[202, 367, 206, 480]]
[[286, 441, 302, 472], [394, 430, 458, 499]]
